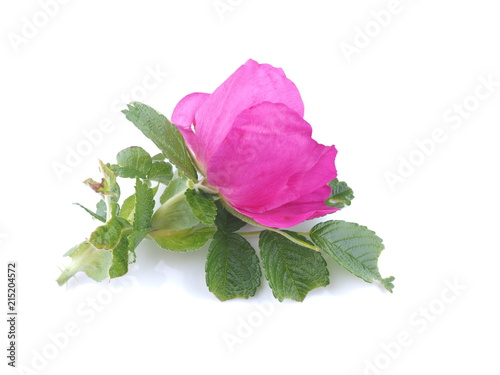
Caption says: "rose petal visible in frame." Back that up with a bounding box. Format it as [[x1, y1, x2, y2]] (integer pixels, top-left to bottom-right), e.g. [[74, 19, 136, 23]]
[[208, 102, 337, 214], [234, 185, 339, 228], [171, 92, 209, 162], [195, 59, 305, 165]]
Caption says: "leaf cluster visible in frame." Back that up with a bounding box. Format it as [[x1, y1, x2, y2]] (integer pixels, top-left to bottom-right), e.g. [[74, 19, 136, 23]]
[[57, 102, 394, 301]]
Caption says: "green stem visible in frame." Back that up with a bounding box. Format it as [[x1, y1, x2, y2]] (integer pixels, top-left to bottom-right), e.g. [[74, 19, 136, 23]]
[[266, 228, 320, 252], [56, 263, 78, 286], [239, 230, 311, 237], [241, 227, 318, 252], [220, 199, 320, 252], [196, 183, 218, 195], [238, 231, 263, 237]]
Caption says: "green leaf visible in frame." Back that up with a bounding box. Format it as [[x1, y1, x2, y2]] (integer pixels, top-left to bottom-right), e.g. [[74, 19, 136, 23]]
[[56, 241, 113, 285], [127, 231, 145, 255], [310, 220, 395, 292], [122, 102, 198, 180], [87, 209, 139, 279], [151, 226, 216, 252], [151, 198, 199, 231], [185, 189, 217, 226], [112, 146, 152, 179], [133, 178, 155, 232], [214, 200, 247, 233], [96, 199, 107, 219], [89, 217, 129, 250], [148, 161, 173, 184], [205, 232, 261, 301], [73, 203, 106, 222], [152, 177, 199, 231], [119, 194, 136, 222], [326, 179, 355, 209], [129, 178, 155, 252], [159, 177, 188, 204], [152, 153, 166, 161], [151, 184, 159, 196], [109, 236, 130, 278], [259, 231, 329, 302]]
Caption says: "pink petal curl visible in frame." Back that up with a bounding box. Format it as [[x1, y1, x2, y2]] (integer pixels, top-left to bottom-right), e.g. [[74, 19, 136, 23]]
[[207, 102, 337, 227]]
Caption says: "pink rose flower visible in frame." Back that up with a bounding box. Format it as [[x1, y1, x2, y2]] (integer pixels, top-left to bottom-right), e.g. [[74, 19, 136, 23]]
[[172, 59, 339, 228]]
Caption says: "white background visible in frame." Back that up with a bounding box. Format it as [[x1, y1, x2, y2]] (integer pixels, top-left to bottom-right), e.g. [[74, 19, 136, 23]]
[[1, 1, 499, 374]]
